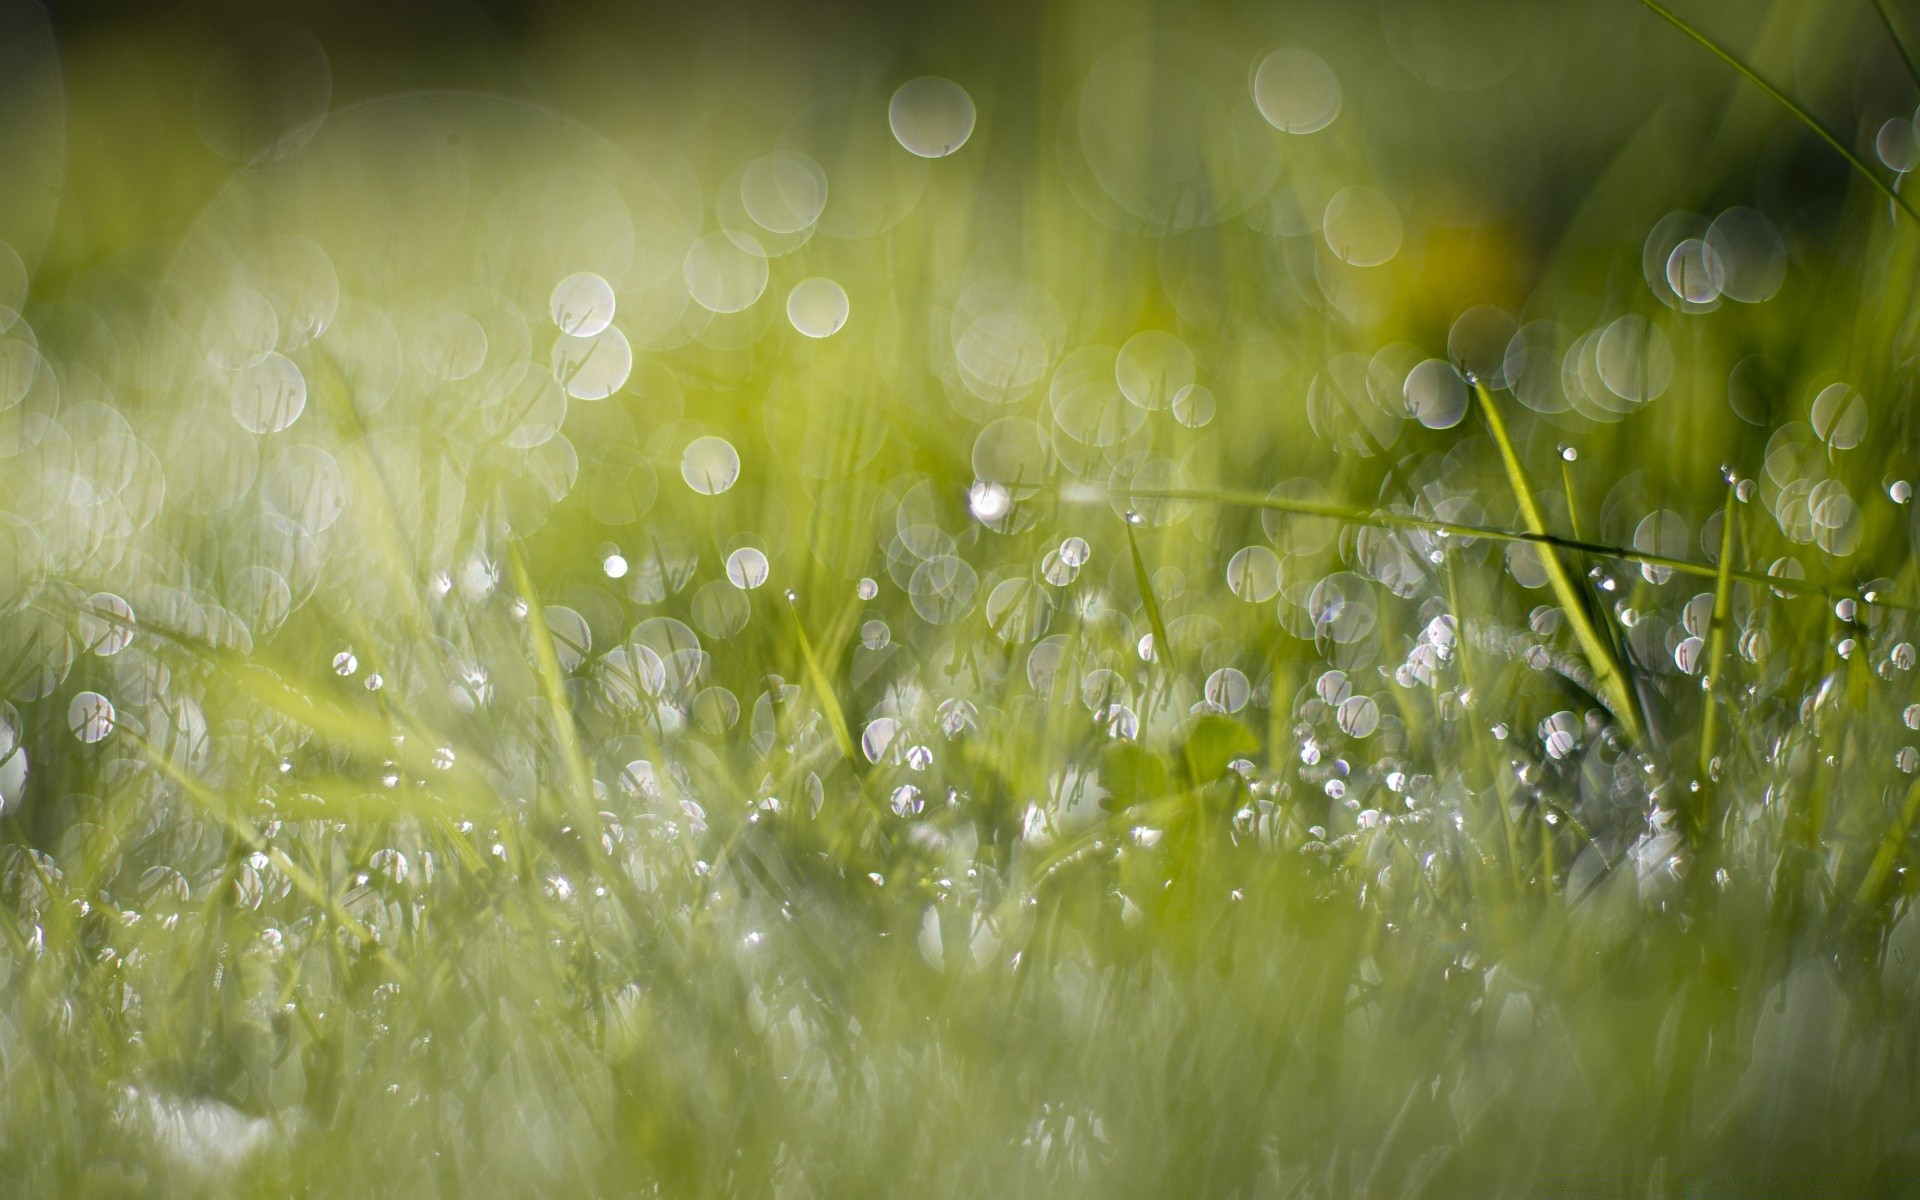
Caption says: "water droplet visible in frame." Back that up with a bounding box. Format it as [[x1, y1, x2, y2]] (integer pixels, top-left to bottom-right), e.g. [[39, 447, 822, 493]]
[[683, 232, 769, 314], [551, 325, 632, 400], [725, 547, 770, 590], [78, 593, 135, 657], [1102, 704, 1139, 739], [1171, 384, 1216, 428], [862, 717, 901, 764], [1401, 358, 1467, 429], [230, 353, 307, 433], [888, 77, 976, 157], [1879, 116, 1920, 172], [1226, 546, 1283, 602], [1251, 47, 1341, 134], [856, 578, 879, 601], [968, 480, 1012, 523], [740, 150, 827, 234], [68, 692, 115, 743], [549, 272, 615, 338], [332, 648, 358, 676], [1674, 636, 1704, 675], [1336, 694, 1379, 738], [890, 784, 924, 817], [1205, 668, 1251, 713], [681, 436, 741, 495], [787, 277, 850, 338]]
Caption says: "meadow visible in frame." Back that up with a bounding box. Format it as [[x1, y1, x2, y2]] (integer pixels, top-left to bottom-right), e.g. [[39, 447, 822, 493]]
[[2, 0, 1919, 1193]]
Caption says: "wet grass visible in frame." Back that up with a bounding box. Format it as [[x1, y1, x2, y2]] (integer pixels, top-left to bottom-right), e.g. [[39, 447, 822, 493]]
[[2, 0, 1920, 1196]]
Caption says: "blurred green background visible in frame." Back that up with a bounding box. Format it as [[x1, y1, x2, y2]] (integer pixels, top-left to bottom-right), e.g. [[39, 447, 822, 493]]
[[3, 0, 1920, 1195]]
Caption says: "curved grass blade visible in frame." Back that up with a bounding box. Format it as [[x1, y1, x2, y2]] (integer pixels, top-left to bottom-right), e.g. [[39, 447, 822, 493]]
[[1125, 515, 1177, 675], [508, 540, 598, 820], [1632, 0, 1920, 227], [1117, 486, 1908, 615], [130, 733, 401, 973], [1695, 479, 1739, 834], [1852, 774, 1920, 923], [1474, 384, 1644, 743], [1872, 0, 1920, 91], [784, 592, 857, 765]]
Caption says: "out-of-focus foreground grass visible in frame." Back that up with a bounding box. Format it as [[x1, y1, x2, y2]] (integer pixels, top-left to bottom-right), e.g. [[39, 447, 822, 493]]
[[4, 0, 1920, 1193]]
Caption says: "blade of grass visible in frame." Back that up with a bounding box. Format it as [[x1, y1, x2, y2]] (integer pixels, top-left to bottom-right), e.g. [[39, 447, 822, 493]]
[[1557, 449, 1642, 730], [507, 540, 598, 823], [1124, 515, 1177, 675], [1474, 383, 1645, 744], [1631, 0, 1920, 227], [1872, 0, 1920, 91], [1852, 774, 1920, 922], [1116, 485, 1909, 615], [784, 592, 857, 765], [130, 733, 402, 974], [1695, 479, 1739, 834]]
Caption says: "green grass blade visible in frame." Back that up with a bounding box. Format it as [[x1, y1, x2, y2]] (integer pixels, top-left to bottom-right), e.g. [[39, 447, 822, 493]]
[[1125, 516, 1177, 674], [1117, 485, 1904, 615], [507, 540, 598, 819], [785, 593, 857, 765], [1853, 775, 1920, 921], [1632, 0, 1920, 226], [1872, 0, 1920, 90], [1695, 479, 1739, 831], [1474, 383, 1646, 744]]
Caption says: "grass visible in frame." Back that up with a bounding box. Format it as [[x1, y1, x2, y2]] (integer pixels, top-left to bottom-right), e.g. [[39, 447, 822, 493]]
[[3, 0, 1920, 1195]]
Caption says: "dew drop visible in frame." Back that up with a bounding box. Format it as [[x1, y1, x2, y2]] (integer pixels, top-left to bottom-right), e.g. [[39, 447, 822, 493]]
[[888, 77, 976, 158], [549, 272, 615, 338], [681, 436, 741, 495], [787, 277, 850, 339], [68, 692, 115, 744]]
